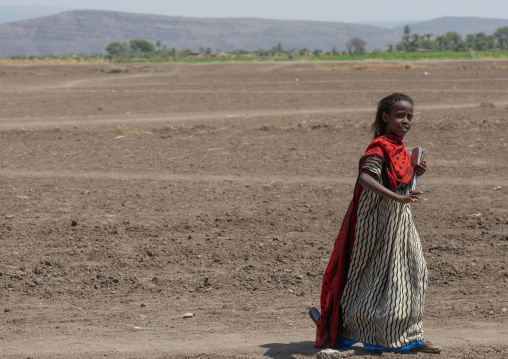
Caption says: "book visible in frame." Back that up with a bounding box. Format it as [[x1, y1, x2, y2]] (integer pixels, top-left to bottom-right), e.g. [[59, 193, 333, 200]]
[[406, 146, 427, 191]]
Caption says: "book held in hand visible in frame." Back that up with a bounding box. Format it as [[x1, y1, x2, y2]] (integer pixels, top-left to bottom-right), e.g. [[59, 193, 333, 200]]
[[406, 146, 427, 192]]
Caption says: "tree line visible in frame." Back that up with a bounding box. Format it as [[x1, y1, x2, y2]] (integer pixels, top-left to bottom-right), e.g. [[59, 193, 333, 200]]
[[105, 40, 338, 60], [393, 25, 508, 52], [104, 26, 508, 60]]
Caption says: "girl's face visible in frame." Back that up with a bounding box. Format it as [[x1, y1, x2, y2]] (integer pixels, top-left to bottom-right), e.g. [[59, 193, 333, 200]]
[[382, 100, 413, 137]]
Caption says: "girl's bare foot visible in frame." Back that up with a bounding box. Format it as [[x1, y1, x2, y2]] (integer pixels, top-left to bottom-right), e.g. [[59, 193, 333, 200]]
[[413, 341, 443, 354]]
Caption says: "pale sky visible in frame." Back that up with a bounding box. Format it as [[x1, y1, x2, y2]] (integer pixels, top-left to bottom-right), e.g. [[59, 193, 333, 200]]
[[1, 0, 507, 23]]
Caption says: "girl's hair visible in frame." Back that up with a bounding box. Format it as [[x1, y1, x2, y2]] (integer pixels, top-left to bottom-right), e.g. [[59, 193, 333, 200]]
[[372, 93, 414, 138]]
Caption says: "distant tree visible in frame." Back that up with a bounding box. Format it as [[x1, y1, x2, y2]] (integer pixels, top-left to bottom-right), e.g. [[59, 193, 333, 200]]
[[467, 32, 496, 51], [179, 49, 193, 58], [277, 43, 283, 52], [409, 33, 422, 51], [494, 26, 508, 49], [231, 49, 249, 55], [401, 34, 410, 49], [485, 34, 496, 50], [171, 48, 177, 60], [454, 41, 468, 52], [332, 46, 339, 55], [156, 40, 162, 50], [428, 32, 464, 51], [434, 35, 446, 51], [395, 30, 436, 51], [105, 42, 127, 56], [129, 39, 155, 54], [444, 32, 463, 50], [313, 49, 322, 56], [256, 49, 269, 57], [466, 34, 475, 49], [398, 25, 412, 51], [267, 46, 280, 56], [421, 38, 436, 51], [346, 37, 366, 54]]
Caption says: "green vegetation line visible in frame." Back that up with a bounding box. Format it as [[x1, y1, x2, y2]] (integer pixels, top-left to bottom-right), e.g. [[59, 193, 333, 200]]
[[2, 26, 508, 64]]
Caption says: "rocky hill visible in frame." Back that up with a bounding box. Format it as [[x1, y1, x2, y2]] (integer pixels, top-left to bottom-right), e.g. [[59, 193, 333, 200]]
[[0, 10, 400, 56], [0, 10, 507, 56]]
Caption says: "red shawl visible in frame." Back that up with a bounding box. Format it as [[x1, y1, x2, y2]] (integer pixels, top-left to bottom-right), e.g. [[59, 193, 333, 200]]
[[315, 135, 413, 348]]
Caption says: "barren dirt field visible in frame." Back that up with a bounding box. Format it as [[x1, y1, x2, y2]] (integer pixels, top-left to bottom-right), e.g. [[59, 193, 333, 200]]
[[0, 60, 507, 359]]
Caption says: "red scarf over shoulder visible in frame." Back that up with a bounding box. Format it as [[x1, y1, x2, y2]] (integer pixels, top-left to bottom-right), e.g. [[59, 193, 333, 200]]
[[315, 135, 413, 348]]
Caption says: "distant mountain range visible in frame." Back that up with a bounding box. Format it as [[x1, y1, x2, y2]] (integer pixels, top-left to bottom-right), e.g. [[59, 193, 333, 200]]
[[0, 9, 507, 56]]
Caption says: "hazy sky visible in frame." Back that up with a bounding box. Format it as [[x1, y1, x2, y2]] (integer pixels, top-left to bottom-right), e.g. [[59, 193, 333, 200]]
[[1, 0, 507, 23]]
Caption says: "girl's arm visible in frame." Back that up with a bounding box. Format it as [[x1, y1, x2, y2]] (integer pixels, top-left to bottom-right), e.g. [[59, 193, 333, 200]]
[[359, 170, 423, 204]]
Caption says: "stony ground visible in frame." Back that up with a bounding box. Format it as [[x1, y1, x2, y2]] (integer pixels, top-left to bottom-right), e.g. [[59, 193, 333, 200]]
[[0, 60, 507, 358]]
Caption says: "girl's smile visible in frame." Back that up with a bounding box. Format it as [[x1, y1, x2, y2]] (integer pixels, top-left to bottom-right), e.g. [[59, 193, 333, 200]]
[[382, 100, 413, 137]]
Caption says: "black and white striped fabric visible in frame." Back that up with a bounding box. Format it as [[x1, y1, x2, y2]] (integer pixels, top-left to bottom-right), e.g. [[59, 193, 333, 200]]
[[340, 157, 428, 348]]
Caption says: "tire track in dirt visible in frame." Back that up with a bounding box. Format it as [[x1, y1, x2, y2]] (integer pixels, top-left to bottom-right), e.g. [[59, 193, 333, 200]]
[[1, 169, 506, 187], [16, 77, 508, 93], [20, 66, 185, 90], [25, 88, 508, 95], [2, 101, 508, 130]]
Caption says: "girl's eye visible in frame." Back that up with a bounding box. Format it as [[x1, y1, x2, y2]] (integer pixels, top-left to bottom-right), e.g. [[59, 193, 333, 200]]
[[407, 115, 413, 120]]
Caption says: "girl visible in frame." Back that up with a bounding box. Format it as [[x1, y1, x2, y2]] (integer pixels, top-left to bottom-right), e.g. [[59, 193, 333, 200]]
[[310, 93, 441, 354]]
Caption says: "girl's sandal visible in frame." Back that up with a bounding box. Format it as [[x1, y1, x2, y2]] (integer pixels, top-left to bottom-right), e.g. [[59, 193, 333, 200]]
[[309, 307, 320, 324], [413, 341, 443, 354]]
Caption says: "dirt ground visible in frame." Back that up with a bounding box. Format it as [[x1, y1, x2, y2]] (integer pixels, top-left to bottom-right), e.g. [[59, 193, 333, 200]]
[[0, 60, 507, 359]]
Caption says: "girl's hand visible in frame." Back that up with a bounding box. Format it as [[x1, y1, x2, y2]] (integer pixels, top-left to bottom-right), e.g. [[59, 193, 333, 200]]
[[395, 191, 423, 203], [414, 160, 427, 177]]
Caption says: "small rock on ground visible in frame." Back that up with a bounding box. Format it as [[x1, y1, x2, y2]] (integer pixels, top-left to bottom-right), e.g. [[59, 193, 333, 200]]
[[317, 349, 354, 359]]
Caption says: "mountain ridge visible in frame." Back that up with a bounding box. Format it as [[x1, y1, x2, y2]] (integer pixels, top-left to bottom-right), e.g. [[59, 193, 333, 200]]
[[0, 10, 507, 56], [0, 10, 400, 56]]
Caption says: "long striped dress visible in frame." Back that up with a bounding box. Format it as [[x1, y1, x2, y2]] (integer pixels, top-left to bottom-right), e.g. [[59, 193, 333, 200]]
[[340, 156, 428, 348]]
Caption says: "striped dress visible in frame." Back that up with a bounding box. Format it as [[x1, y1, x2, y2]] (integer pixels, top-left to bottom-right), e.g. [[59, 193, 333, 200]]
[[340, 156, 428, 349]]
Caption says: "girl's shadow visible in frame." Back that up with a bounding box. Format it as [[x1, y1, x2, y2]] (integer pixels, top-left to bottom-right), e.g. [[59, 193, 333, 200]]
[[260, 341, 318, 359]]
